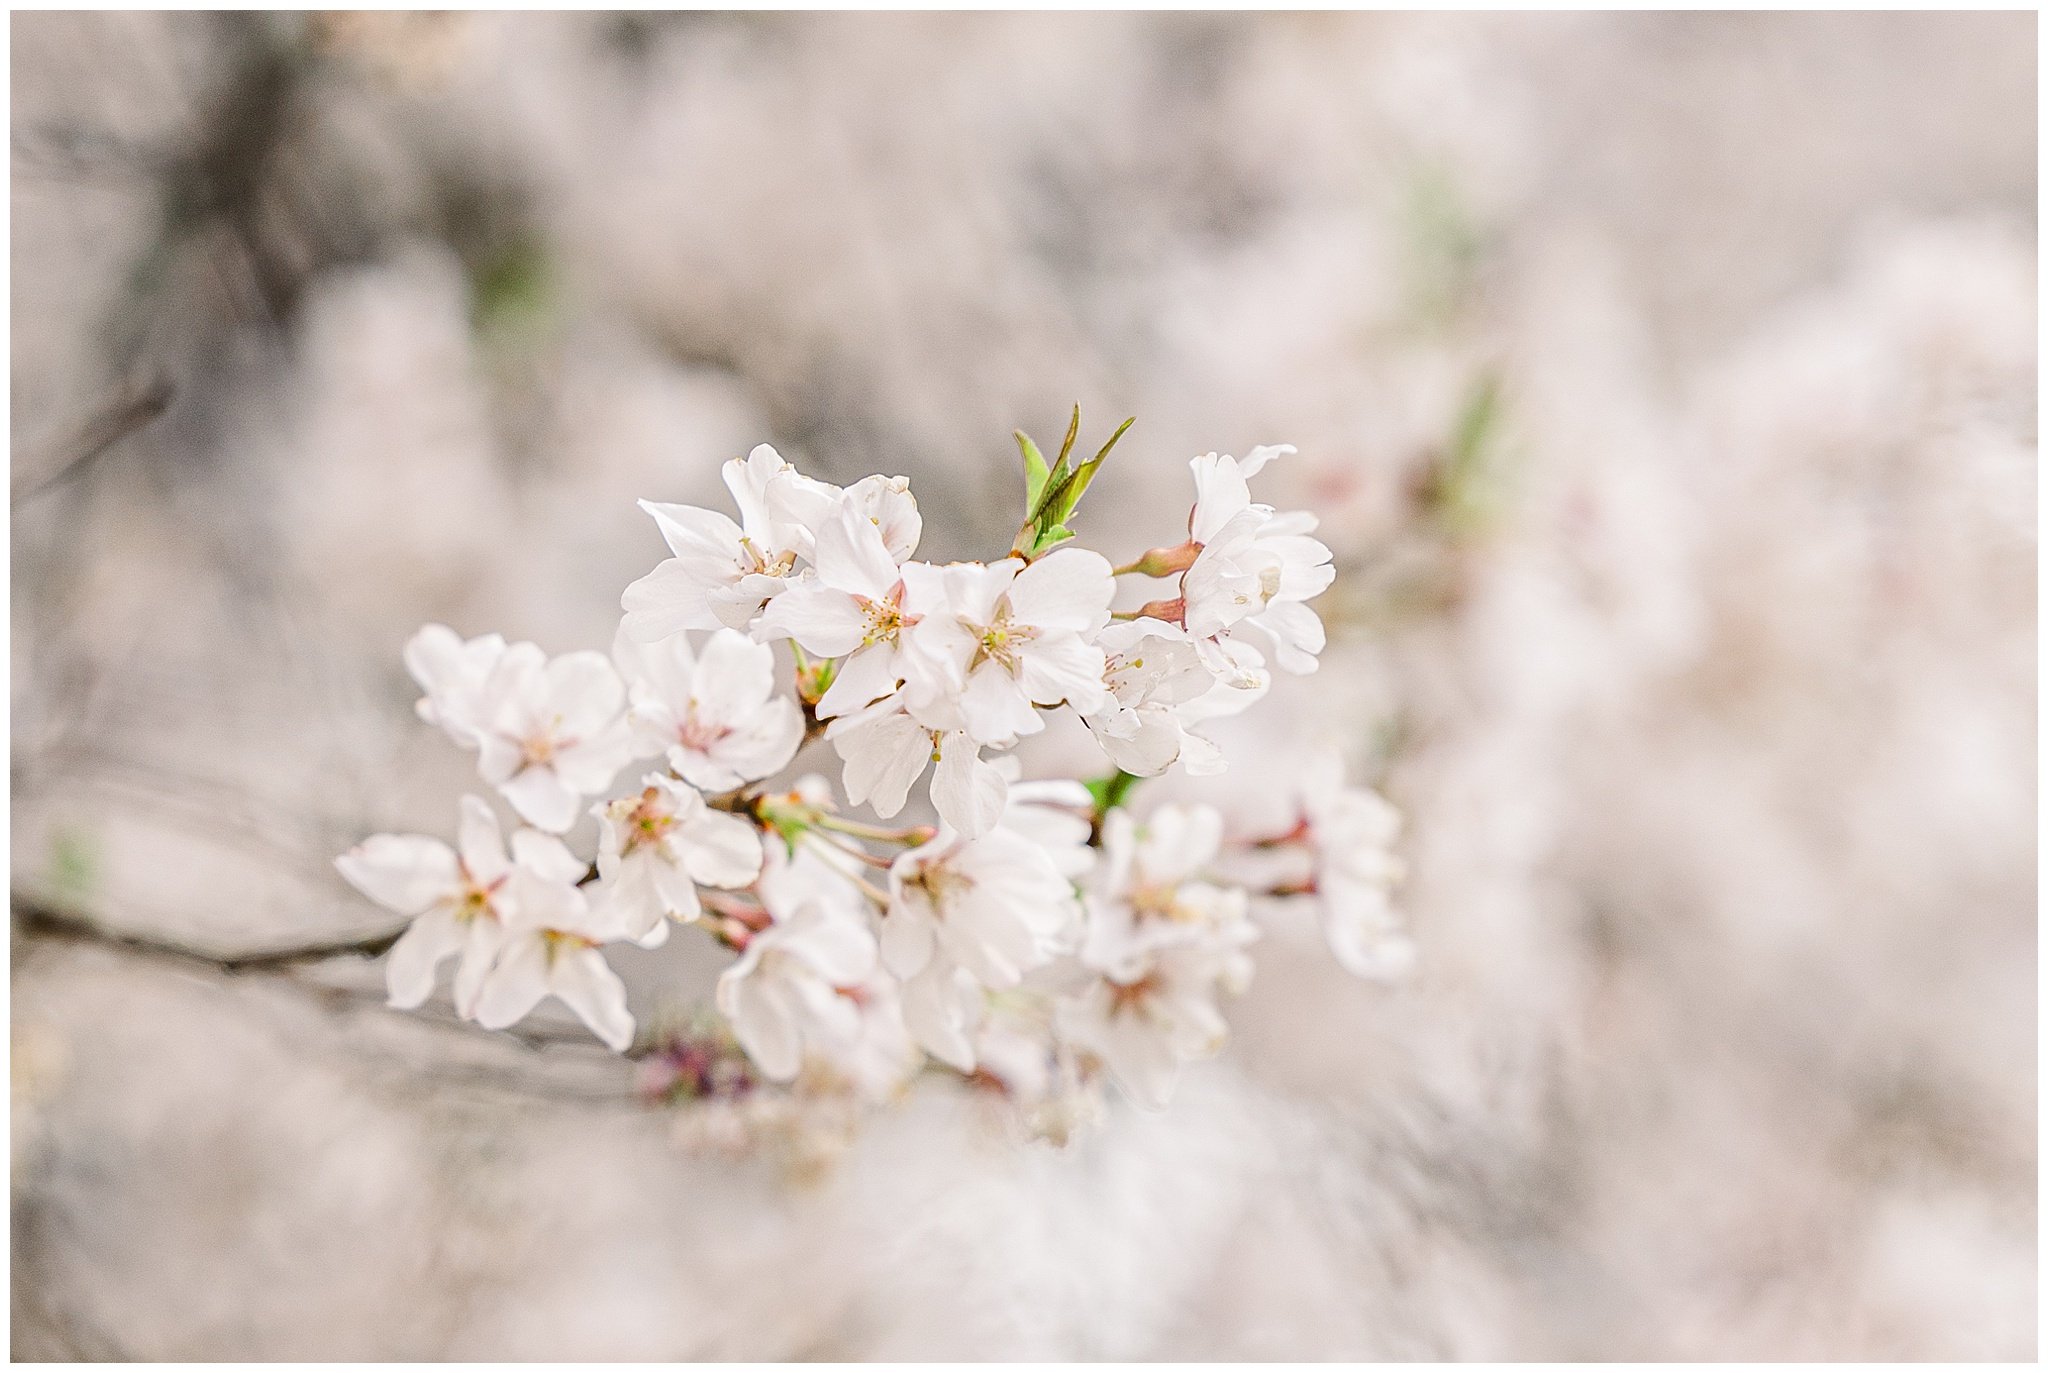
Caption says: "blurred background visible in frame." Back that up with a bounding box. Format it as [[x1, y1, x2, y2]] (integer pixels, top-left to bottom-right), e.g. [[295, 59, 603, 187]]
[[9, 11, 2036, 1359]]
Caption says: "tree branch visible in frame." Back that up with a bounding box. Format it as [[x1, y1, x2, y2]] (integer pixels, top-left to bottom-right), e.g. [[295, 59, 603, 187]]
[[12, 890, 408, 970]]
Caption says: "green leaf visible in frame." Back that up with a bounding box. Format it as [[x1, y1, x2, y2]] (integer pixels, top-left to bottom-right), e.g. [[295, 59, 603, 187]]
[[1016, 430, 1051, 510], [1030, 523, 1075, 554], [1013, 409, 1136, 559], [1047, 415, 1134, 526], [1054, 404, 1081, 474], [1082, 768, 1142, 815]]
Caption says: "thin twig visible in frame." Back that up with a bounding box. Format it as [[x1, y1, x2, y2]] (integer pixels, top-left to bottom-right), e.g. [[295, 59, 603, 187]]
[[11, 890, 666, 1061], [12, 890, 407, 969], [12, 374, 175, 506]]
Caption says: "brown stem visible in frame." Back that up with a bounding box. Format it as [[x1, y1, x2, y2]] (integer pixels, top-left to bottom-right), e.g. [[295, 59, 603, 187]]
[[13, 891, 409, 970]]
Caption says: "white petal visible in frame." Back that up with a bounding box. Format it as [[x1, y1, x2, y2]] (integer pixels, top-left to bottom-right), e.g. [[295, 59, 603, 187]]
[[932, 735, 1006, 838], [544, 652, 626, 737], [451, 917, 509, 1016], [1101, 1012, 1183, 1110], [553, 726, 633, 796], [511, 828, 588, 886], [843, 474, 922, 562], [468, 935, 550, 1030], [336, 835, 458, 915], [705, 697, 804, 787], [499, 766, 581, 833], [621, 559, 723, 640], [814, 502, 901, 599], [815, 644, 901, 719], [1189, 452, 1254, 544], [958, 663, 1041, 746], [640, 499, 744, 561], [1092, 707, 1182, 777], [879, 905, 936, 979], [678, 809, 766, 888], [1017, 632, 1108, 713], [721, 973, 803, 1082], [382, 908, 466, 1008], [832, 708, 932, 817], [755, 584, 867, 657], [1236, 443, 1295, 479], [549, 948, 636, 1052], [900, 963, 978, 1072], [791, 908, 878, 986], [612, 617, 697, 696], [1006, 546, 1114, 632], [688, 629, 779, 722], [455, 795, 509, 883], [1245, 599, 1326, 675]]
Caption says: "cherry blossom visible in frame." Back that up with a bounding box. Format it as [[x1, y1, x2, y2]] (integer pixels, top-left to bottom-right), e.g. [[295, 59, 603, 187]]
[[1298, 762, 1413, 980], [882, 823, 1082, 1003], [1057, 918, 1256, 1110], [619, 444, 837, 638], [591, 774, 764, 942], [1080, 619, 1222, 776], [469, 643, 635, 832], [1179, 446, 1336, 674], [826, 692, 1008, 837], [911, 548, 1116, 746], [340, 415, 1411, 1125], [336, 794, 518, 1014], [754, 503, 945, 718], [612, 625, 802, 793], [402, 623, 507, 747], [469, 830, 638, 1051], [716, 846, 879, 1081]]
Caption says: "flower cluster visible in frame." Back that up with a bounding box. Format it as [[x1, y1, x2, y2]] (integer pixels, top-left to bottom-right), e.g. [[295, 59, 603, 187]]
[[337, 414, 1410, 1117]]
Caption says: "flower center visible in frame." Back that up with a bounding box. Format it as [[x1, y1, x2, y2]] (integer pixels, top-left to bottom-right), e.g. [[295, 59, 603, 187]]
[[1129, 881, 1199, 923], [855, 585, 917, 647], [1255, 564, 1283, 605], [542, 928, 594, 965], [615, 787, 675, 856], [1106, 973, 1162, 1018], [904, 860, 976, 914], [521, 732, 563, 766], [677, 706, 731, 753], [970, 603, 1037, 673], [736, 536, 797, 579], [451, 866, 507, 923]]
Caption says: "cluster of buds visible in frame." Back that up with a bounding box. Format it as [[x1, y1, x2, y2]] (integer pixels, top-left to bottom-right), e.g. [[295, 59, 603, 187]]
[[336, 412, 1410, 1116]]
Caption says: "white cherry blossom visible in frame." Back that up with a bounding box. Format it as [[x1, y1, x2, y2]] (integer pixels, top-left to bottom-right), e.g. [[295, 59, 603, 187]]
[[837, 473, 923, 564], [716, 846, 879, 1082], [1058, 919, 1255, 1110], [340, 421, 1398, 1122], [612, 625, 802, 792], [997, 767, 1097, 881], [1080, 619, 1222, 776], [336, 794, 517, 1014], [1298, 763, 1413, 980], [826, 692, 1008, 837], [1180, 446, 1335, 674], [591, 774, 764, 943], [1081, 805, 1255, 969], [883, 824, 1081, 995], [754, 504, 946, 718], [469, 830, 637, 1051], [620, 444, 837, 638], [911, 549, 1115, 746], [470, 643, 635, 832], [402, 624, 507, 747]]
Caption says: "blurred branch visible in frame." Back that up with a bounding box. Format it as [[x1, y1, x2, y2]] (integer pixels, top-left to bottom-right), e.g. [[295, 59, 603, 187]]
[[12, 889, 405, 970], [11, 890, 651, 1060], [11, 374, 174, 506]]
